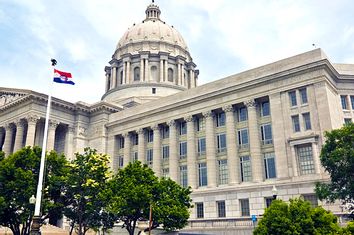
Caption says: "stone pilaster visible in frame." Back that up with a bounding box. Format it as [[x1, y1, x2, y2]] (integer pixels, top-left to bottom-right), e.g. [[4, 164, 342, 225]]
[[65, 126, 75, 160], [144, 58, 149, 81], [26, 115, 39, 147], [137, 128, 145, 163], [152, 124, 161, 176], [290, 146, 298, 177], [126, 61, 131, 84], [203, 110, 217, 187], [13, 119, 25, 152], [164, 60, 168, 83], [160, 59, 164, 82], [181, 64, 185, 86], [47, 120, 59, 151], [177, 64, 181, 85], [111, 66, 117, 88], [244, 100, 263, 182], [223, 105, 239, 185], [3, 123, 15, 156], [123, 132, 131, 167], [140, 58, 144, 82], [312, 142, 321, 174], [168, 120, 178, 182], [185, 115, 197, 189], [122, 62, 126, 84]]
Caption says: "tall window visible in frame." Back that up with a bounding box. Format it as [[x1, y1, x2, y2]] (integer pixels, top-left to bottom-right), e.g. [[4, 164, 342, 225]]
[[217, 201, 226, 217], [264, 152, 276, 179], [146, 149, 153, 166], [351, 96, 354, 109], [162, 145, 169, 161], [260, 124, 273, 145], [238, 128, 249, 149], [146, 129, 154, 143], [341, 95, 348, 109], [292, 115, 300, 132], [118, 136, 125, 149], [132, 133, 139, 145], [196, 202, 204, 218], [302, 112, 312, 130], [179, 141, 187, 159], [168, 68, 174, 82], [134, 67, 140, 81], [344, 118, 352, 124], [240, 156, 252, 182], [196, 117, 205, 131], [297, 144, 315, 175], [289, 91, 297, 106], [217, 133, 227, 153], [238, 106, 248, 122], [265, 197, 274, 208], [180, 165, 188, 188], [240, 199, 250, 216], [299, 88, 308, 104], [162, 168, 169, 178], [131, 151, 138, 162], [198, 163, 208, 187], [261, 101, 270, 117], [302, 194, 318, 207], [161, 125, 169, 139], [179, 121, 187, 135], [118, 156, 124, 168], [216, 112, 226, 127], [218, 159, 228, 185], [197, 137, 206, 156]]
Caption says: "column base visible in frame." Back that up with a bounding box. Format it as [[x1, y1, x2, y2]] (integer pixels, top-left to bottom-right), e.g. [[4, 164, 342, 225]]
[[30, 216, 41, 235]]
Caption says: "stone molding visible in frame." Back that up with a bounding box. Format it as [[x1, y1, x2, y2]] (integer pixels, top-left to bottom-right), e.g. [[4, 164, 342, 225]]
[[49, 120, 59, 129], [27, 115, 40, 124]]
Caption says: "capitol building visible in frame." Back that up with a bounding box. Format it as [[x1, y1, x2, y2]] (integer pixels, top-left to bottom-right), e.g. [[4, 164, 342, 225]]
[[1, 1, 354, 233]]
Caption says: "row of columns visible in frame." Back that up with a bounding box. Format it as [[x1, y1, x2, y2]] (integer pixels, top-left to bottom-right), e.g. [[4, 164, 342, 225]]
[[117, 100, 266, 189]]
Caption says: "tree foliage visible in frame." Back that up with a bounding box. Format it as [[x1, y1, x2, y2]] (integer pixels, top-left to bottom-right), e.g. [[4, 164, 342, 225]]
[[315, 122, 354, 216], [253, 198, 341, 235], [106, 161, 192, 235], [0, 146, 69, 235]]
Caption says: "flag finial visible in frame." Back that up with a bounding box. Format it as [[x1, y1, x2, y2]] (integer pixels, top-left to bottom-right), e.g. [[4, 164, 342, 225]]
[[51, 58, 57, 67]]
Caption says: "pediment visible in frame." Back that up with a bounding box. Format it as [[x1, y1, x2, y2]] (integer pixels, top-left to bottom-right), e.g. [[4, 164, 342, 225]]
[[0, 88, 30, 107]]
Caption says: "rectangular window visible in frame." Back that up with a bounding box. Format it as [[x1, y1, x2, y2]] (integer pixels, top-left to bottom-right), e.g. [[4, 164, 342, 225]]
[[197, 137, 206, 156], [344, 118, 352, 124], [132, 133, 139, 145], [216, 112, 226, 127], [351, 96, 354, 109], [118, 136, 125, 149], [297, 144, 315, 175], [179, 141, 187, 159], [118, 155, 124, 168], [161, 125, 169, 139], [146, 149, 153, 166], [180, 165, 188, 188], [238, 106, 248, 122], [292, 115, 300, 132], [152, 87, 156, 94], [302, 112, 312, 130], [302, 194, 318, 207], [196, 117, 205, 132], [261, 101, 270, 117], [341, 95, 348, 109], [196, 202, 204, 218], [217, 133, 227, 153], [289, 91, 297, 106], [265, 197, 274, 208], [238, 128, 249, 149], [240, 156, 252, 182], [299, 88, 308, 104], [179, 121, 187, 135], [162, 168, 169, 178], [217, 201, 226, 218], [162, 145, 169, 161], [240, 199, 250, 216], [218, 159, 228, 185], [131, 151, 138, 162], [260, 124, 273, 145], [264, 152, 276, 179], [198, 163, 208, 187], [146, 129, 154, 143]]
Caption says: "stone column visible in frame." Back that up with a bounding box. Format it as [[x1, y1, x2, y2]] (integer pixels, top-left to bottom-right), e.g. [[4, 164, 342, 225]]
[[140, 58, 144, 82], [26, 115, 39, 147], [164, 60, 168, 83], [181, 64, 185, 86], [47, 120, 59, 151], [126, 61, 131, 84], [105, 72, 110, 91], [244, 100, 263, 182], [204, 111, 217, 187], [65, 126, 74, 160], [137, 128, 145, 163], [152, 124, 161, 177], [185, 115, 197, 189], [144, 58, 149, 82], [3, 123, 15, 156], [160, 59, 164, 82], [13, 119, 25, 152], [122, 62, 126, 84], [223, 105, 239, 185], [290, 146, 298, 177], [177, 64, 181, 85], [122, 133, 131, 167], [168, 120, 178, 182], [111, 66, 117, 88]]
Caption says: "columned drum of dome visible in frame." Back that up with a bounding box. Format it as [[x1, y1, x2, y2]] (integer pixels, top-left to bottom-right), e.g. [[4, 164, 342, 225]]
[[102, 1, 199, 107]]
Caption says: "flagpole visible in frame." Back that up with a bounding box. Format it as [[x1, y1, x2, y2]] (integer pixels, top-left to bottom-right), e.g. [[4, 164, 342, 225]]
[[31, 59, 57, 235]]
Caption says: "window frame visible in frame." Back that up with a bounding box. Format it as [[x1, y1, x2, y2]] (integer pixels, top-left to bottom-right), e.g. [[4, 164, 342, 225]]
[[238, 106, 248, 122], [162, 145, 169, 161], [240, 199, 250, 217], [198, 162, 208, 187], [217, 133, 227, 153], [180, 165, 188, 188], [179, 141, 187, 159], [217, 201, 226, 218], [196, 202, 204, 218], [238, 128, 249, 149], [197, 137, 206, 156], [299, 87, 308, 104], [260, 123, 273, 145], [302, 112, 312, 130], [289, 90, 297, 107], [179, 121, 187, 135], [216, 112, 226, 127], [264, 152, 276, 179], [218, 159, 228, 185], [292, 115, 300, 132], [297, 144, 315, 175], [240, 155, 252, 182], [146, 148, 153, 165], [260, 101, 270, 117]]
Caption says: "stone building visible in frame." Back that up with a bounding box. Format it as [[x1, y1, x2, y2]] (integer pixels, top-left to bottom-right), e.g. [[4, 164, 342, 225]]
[[1, 1, 354, 233]]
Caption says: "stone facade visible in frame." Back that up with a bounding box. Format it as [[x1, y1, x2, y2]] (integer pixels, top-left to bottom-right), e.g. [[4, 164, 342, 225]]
[[1, 2, 354, 233]]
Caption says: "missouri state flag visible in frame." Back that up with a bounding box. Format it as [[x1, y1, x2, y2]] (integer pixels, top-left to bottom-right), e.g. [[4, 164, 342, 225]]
[[53, 69, 75, 85]]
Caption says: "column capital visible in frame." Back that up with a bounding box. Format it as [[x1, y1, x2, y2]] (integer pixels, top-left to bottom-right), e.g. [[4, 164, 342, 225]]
[[15, 119, 26, 128], [122, 132, 130, 138], [27, 114, 40, 125], [244, 99, 256, 108], [222, 104, 234, 113], [137, 128, 145, 135], [151, 124, 160, 131], [167, 120, 176, 127], [184, 115, 194, 122], [4, 122, 15, 131], [49, 120, 59, 129], [67, 125, 75, 133], [202, 110, 214, 119]]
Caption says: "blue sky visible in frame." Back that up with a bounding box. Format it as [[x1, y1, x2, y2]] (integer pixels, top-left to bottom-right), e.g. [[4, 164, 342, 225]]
[[1, 0, 354, 103]]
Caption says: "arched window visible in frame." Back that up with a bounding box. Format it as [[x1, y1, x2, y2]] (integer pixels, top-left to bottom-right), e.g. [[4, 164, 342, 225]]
[[150, 66, 157, 81], [134, 67, 140, 81], [168, 68, 173, 82], [120, 71, 123, 84]]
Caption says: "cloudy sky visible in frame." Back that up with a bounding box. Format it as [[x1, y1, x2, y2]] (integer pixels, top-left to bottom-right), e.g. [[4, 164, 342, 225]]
[[1, 0, 354, 103]]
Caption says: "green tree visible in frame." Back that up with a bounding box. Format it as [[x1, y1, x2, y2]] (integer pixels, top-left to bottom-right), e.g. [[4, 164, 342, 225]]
[[63, 147, 115, 235], [253, 198, 341, 235], [315, 122, 354, 217], [106, 161, 192, 235], [0, 146, 69, 235]]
